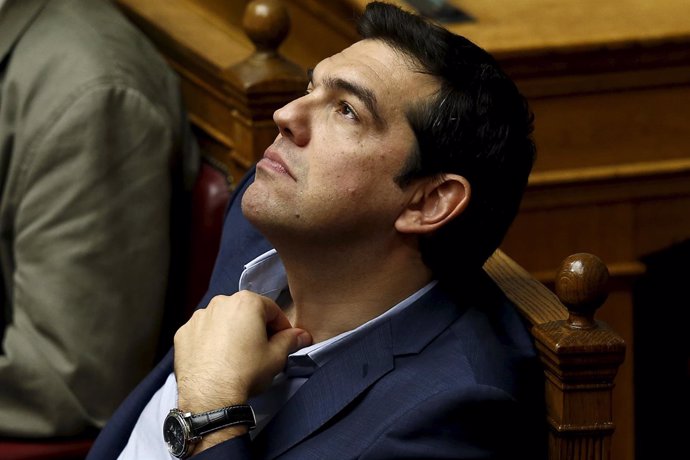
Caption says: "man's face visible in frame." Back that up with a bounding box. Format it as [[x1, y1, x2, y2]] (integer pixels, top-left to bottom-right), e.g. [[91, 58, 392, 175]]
[[242, 39, 439, 244]]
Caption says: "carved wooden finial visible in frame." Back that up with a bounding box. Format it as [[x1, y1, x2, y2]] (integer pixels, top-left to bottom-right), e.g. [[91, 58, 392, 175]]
[[555, 253, 610, 329], [242, 0, 290, 54], [228, 0, 305, 94]]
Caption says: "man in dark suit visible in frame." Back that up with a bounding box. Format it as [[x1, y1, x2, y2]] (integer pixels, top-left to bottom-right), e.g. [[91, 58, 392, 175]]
[[88, 2, 543, 458]]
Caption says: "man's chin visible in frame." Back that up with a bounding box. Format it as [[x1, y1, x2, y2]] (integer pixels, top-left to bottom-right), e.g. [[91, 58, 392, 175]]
[[240, 187, 263, 225], [241, 189, 278, 233]]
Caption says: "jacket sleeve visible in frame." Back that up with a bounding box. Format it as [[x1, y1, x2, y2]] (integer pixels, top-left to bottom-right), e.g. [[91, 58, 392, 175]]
[[0, 83, 174, 437], [193, 435, 254, 460]]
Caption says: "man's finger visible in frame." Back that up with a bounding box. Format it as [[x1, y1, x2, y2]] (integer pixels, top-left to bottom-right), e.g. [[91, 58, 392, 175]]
[[262, 296, 294, 333], [269, 328, 313, 357]]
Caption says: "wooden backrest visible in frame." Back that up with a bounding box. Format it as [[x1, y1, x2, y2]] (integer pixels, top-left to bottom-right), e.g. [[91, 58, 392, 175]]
[[485, 250, 625, 460]]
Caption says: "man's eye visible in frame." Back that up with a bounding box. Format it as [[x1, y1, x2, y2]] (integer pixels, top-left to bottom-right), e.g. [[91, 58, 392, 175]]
[[338, 102, 358, 120]]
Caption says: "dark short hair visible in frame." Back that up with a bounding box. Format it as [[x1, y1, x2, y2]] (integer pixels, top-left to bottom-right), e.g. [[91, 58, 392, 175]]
[[358, 2, 536, 281]]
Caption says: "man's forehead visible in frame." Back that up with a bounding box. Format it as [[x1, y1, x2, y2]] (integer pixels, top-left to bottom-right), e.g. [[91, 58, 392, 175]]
[[315, 39, 403, 78], [313, 40, 437, 103]]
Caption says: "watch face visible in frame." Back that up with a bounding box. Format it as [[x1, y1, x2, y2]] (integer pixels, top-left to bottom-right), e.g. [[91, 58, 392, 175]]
[[163, 412, 188, 458]]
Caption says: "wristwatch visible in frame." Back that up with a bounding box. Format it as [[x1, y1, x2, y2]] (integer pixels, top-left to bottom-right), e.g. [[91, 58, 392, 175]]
[[163, 405, 256, 458]]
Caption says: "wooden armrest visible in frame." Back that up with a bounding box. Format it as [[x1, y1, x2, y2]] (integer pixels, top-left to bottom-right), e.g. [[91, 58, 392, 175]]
[[485, 250, 626, 460]]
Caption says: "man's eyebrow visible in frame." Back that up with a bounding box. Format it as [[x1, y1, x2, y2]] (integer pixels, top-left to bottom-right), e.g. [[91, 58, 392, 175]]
[[307, 68, 386, 128]]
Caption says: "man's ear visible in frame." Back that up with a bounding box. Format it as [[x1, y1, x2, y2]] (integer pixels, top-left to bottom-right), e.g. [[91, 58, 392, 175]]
[[395, 174, 470, 235]]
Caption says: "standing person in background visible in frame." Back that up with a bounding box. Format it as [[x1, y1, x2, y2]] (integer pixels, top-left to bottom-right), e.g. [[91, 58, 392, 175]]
[[0, 0, 197, 437]]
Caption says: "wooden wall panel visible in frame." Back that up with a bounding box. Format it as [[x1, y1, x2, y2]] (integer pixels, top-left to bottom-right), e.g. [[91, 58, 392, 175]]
[[529, 85, 690, 173]]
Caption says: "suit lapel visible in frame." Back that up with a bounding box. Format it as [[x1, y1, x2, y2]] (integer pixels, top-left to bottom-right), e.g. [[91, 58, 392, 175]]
[[253, 284, 465, 458], [254, 323, 394, 458]]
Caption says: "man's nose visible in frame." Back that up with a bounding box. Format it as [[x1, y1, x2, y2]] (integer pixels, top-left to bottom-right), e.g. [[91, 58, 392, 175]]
[[273, 97, 310, 147]]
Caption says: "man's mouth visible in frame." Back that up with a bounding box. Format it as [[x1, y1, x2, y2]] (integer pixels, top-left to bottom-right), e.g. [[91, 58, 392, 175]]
[[259, 147, 295, 180]]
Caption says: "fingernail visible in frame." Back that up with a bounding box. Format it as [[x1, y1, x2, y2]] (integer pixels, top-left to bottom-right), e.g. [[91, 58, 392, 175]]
[[297, 331, 311, 348]]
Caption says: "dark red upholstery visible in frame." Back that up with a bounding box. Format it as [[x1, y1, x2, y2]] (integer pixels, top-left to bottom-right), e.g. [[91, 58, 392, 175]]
[[183, 160, 232, 317], [0, 438, 94, 460], [0, 160, 231, 459]]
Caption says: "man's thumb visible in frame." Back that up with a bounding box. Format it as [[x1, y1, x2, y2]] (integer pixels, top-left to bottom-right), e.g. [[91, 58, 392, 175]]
[[270, 328, 313, 356]]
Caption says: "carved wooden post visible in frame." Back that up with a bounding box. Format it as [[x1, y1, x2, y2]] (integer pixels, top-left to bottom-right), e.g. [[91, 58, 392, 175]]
[[535, 254, 626, 459], [222, 0, 307, 183]]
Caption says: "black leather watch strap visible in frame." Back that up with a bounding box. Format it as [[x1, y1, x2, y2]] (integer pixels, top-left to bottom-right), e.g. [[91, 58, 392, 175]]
[[189, 404, 256, 437]]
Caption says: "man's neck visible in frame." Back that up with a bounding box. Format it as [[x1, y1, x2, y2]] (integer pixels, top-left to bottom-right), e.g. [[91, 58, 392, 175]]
[[275, 238, 432, 344]]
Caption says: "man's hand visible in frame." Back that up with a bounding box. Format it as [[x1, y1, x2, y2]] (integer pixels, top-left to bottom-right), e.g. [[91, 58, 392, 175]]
[[174, 290, 312, 414]]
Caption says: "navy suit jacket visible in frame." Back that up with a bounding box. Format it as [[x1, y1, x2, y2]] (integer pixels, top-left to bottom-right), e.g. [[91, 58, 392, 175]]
[[88, 170, 545, 459]]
